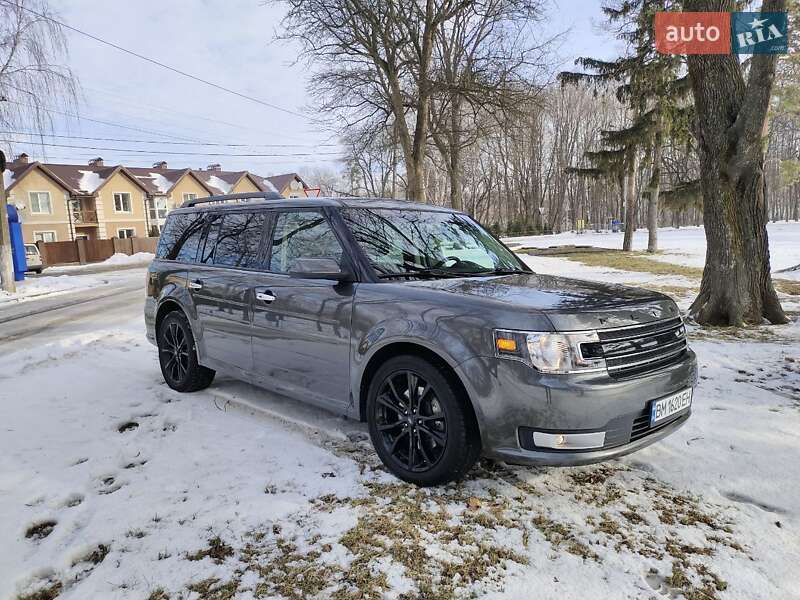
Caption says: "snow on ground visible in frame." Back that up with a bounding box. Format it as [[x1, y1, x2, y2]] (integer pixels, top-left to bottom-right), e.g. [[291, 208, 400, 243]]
[[0, 269, 147, 307], [1, 225, 799, 599], [46, 253, 155, 274], [505, 221, 800, 274], [2, 294, 800, 597]]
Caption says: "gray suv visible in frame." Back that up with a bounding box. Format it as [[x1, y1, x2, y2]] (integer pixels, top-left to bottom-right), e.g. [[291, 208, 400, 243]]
[[145, 193, 697, 486]]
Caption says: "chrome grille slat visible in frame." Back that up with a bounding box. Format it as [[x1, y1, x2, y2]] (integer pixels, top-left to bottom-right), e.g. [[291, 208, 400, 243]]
[[597, 317, 684, 342], [607, 344, 687, 372], [599, 317, 688, 378], [605, 338, 687, 363]]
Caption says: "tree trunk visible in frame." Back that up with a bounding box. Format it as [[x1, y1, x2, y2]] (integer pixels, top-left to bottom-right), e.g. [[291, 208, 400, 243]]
[[686, 0, 787, 325], [647, 129, 663, 253], [623, 150, 638, 251]]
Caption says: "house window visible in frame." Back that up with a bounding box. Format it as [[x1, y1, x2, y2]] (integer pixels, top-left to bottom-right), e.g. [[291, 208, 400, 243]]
[[114, 192, 132, 213], [183, 193, 197, 204], [34, 231, 56, 243], [117, 228, 136, 239], [29, 192, 53, 214], [148, 197, 168, 221]]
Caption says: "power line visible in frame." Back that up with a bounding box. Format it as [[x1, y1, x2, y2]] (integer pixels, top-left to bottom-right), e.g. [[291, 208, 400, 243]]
[[4, 99, 208, 143], [1, 138, 344, 158], [1, 0, 319, 123], [80, 84, 324, 143], [0, 130, 339, 149]]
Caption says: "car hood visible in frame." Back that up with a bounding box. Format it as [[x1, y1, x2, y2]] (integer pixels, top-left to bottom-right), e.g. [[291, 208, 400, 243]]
[[405, 273, 680, 331]]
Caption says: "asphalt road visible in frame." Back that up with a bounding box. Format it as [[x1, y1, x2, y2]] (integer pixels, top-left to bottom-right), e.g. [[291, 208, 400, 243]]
[[0, 279, 145, 353]]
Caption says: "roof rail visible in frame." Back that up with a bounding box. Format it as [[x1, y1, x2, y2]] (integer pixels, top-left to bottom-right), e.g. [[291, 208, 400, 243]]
[[182, 191, 284, 207]]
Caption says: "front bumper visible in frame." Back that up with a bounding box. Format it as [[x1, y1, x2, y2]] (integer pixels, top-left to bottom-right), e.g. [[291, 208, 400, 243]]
[[495, 411, 690, 466], [455, 348, 698, 466]]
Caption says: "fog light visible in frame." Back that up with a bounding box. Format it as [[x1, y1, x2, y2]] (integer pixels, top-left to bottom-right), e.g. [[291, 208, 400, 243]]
[[532, 431, 606, 450]]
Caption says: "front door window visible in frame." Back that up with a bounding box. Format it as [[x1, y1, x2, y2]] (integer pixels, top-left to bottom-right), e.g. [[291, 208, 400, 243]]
[[268, 211, 343, 273]]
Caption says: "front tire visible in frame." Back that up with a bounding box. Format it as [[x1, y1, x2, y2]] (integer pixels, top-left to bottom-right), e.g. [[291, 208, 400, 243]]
[[157, 311, 215, 392], [367, 355, 480, 486]]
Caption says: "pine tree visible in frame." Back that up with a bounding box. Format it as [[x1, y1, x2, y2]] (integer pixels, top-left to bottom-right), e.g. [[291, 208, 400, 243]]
[[561, 0, 691, 252]]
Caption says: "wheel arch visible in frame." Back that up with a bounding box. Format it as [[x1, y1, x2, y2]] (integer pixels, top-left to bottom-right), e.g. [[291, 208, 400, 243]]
[[155, 298, 187, 334], [357, 342, 481, 438]]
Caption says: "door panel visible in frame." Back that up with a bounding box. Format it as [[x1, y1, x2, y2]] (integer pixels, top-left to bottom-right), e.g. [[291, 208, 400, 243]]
[[189, 265, 253, 373], [250, 209, 354, 410], [251, 275, 354, 409], [188, 210, 268, 374]]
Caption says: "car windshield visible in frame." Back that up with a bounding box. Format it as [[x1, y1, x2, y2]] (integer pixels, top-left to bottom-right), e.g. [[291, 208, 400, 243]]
[[340, 207, 527, 278]]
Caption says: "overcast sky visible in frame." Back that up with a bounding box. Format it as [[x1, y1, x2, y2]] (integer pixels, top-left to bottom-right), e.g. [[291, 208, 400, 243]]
[[10, 0, 618, 178]]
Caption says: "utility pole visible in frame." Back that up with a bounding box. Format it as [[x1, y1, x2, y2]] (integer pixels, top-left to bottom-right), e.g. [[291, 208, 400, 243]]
[[0, 151, 16, 293]]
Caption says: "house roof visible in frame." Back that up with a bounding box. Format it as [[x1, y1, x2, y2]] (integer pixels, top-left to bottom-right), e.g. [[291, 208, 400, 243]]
[[4, 157, 300, 200], [42, 163, 150, 195], [266, 173, 308, 193], [126, 167, 213, 196]]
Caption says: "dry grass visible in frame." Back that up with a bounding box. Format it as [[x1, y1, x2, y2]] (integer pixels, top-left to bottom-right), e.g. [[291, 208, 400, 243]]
[[561, 251, 704, 279], [186, 536, 234, 564], [15, 583, 63, 600]]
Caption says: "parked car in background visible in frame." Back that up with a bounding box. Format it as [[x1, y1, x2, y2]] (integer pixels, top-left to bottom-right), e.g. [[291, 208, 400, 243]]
[[144, 193, 697, 486], [24, 244, 43, 274]]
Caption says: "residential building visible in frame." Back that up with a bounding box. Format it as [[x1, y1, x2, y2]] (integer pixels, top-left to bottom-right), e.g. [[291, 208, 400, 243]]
[[127, 163, 213, 235], [3, 155, 295, 244], [266, 173, 316, 198]]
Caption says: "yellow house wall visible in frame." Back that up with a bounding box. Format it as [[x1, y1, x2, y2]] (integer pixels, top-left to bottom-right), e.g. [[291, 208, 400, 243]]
[[169, 175, 210, 208], [230, 176, 260, 195], [97, 172, 148, 238], [7, 168, 73, 244]]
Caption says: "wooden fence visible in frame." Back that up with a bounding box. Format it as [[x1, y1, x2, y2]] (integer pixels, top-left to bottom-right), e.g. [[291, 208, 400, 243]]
[[38, 237, 159, 266]]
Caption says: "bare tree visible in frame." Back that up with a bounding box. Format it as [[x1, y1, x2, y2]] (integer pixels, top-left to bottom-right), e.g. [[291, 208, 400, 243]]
[[0, 0, 77, 139], [428, 0, 550, 211], [273, 0, 477, 202], [0, 0, 77, 293], [685, 0, 787, 325]]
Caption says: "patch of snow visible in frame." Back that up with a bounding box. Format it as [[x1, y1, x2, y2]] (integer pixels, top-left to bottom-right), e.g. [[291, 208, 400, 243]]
[[3, 168, 16, 189], [148, 172, 173, 194], [505, 221, 800, 273], [261, 178, 279, 193], [205, 175, 232, 194], [0, 269, 146, 306], [77, 170, 105, 193], [46, 253, 154, 274]]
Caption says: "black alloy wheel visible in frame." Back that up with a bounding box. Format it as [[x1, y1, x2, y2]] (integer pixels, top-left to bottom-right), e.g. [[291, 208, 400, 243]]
[[161, 320, 190, 383], [157, 311, 215, 393], [374, 370, 448, 472], [367, 355, 481, 486]]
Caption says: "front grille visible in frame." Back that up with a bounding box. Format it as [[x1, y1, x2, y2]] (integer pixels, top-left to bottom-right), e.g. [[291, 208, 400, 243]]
[[596, 316, 687, 378]]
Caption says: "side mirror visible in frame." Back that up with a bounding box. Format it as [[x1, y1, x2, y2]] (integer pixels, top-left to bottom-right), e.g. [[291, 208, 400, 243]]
[[289, 257, 354, 282]]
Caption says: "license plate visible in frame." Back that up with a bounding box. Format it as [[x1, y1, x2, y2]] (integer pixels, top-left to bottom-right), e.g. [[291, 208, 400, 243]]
[[650, 388, 693, 425]]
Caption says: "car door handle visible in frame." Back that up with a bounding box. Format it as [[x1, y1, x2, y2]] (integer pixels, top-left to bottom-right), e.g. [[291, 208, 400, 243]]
[[188, 280, 203, 290], [256, 291, 276, 303]]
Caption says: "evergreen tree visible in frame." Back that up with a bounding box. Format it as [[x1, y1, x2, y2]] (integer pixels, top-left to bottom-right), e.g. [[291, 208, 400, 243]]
[[560, 0, 691, 252]]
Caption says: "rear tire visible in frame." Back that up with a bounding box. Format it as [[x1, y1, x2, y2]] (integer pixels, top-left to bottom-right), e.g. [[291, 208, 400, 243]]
[[367, 355, 480, 486], [157, 311, 215, 392]]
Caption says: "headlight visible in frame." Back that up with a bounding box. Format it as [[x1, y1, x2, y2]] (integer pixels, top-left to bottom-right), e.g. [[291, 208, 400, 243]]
[[493, 329, 606, 374]]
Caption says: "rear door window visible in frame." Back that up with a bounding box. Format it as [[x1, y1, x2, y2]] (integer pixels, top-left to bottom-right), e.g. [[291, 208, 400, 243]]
[[198, 214, 222, 264], [212, 212, 267, 268]]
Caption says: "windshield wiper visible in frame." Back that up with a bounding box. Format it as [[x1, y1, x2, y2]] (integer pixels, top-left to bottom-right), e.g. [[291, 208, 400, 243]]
[[377, 268, 464, 280], [474, 268, 531, 276]]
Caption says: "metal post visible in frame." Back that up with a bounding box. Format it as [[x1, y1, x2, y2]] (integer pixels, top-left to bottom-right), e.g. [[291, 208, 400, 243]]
[[0, 151, 16, 293]]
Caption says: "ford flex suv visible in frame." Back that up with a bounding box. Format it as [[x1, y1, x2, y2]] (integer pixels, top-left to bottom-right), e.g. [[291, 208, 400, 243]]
[[145, 193, 697, 486]]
